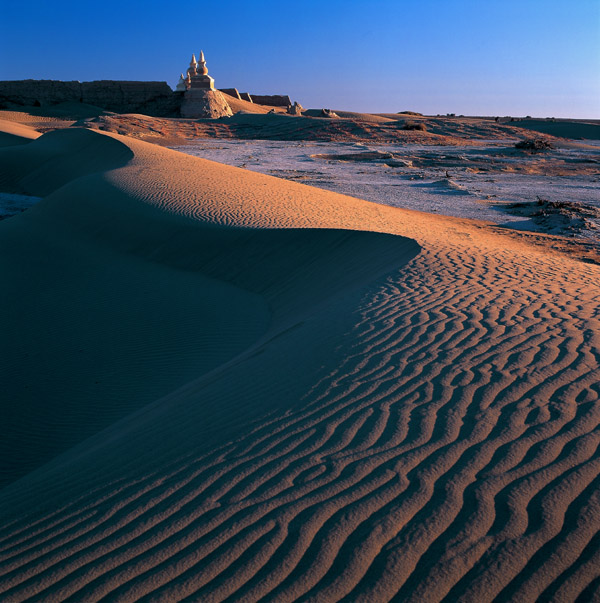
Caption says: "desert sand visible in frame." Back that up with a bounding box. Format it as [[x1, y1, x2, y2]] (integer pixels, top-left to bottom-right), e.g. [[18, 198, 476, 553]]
[[0, 113, 599, 602], [0, 118, 40, 147]]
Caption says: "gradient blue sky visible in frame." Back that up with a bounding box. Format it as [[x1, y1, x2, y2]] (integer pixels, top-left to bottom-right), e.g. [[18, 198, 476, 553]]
[[1, 0, 599, 117]]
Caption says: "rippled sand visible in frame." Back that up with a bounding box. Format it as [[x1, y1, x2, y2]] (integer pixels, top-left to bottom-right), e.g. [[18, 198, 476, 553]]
[[0, 121, 599, 602]]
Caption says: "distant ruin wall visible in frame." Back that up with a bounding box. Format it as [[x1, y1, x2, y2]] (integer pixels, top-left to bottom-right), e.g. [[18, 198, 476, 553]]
[[250, 94, 291, 107], [0, 80, 181, 117], [0, 80, 295, 116], [219, 88, 241, 100]]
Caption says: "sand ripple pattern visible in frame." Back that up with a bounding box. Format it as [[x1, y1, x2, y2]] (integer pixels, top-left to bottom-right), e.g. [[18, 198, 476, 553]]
[[0, 233, 598, 603]]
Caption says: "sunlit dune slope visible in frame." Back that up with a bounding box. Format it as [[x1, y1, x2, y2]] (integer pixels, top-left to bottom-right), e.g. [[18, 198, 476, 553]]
[[0, 118, 41, 147]]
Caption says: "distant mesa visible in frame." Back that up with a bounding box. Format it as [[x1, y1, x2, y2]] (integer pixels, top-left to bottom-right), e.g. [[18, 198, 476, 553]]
[[0, 50, 300, 119]]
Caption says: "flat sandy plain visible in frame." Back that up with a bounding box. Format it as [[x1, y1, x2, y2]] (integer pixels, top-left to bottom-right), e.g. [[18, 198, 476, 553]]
[[0, 103, 599, 602]]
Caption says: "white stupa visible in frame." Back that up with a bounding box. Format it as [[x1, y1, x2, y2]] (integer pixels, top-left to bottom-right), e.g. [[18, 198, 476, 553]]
[[178, 51, 232, 118]]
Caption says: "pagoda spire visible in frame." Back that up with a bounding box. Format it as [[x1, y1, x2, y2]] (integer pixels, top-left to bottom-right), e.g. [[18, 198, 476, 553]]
[[198, 50, 208, 76], [175, 72, 187, 91], [178, 49, 233, 118], [187, 54, 198, 78]]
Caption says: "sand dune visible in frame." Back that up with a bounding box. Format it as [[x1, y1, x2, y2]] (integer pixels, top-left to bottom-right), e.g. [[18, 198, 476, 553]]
[[0, 128, 599, 601], [303, 110, 396, 124], [0, 118, 41, 147], [0, 105, 98, 139], [511, 119, 600, 141]]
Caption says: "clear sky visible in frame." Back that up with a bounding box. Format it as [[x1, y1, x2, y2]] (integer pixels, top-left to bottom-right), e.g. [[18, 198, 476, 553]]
[[1, 0, 599, 118]]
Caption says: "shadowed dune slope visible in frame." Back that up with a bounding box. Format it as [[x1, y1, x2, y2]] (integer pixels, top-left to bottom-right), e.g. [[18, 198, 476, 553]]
[[513, 119, 600, 140], [0, 128, 419, 487], [0, 128, 599, 602], [0, 127, 133, 196]]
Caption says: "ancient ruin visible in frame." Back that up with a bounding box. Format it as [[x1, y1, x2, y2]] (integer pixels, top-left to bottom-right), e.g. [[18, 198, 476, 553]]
[[0, 51, 298, 118], [179, 52, 233, 119], [287, 101, 304, 115], [0, 80, 180, 115]]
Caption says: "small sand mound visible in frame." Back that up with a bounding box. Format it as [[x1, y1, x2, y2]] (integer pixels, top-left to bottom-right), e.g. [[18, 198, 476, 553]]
[[312, 150, 394, 162], [314, 110, 395, 123], [0, 192, 42, 219], [415, 178, 472, 194], [504, 197, 600, 236]]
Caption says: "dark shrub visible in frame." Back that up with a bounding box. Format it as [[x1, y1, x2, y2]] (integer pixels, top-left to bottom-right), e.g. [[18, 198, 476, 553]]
[[515, 138, 554, 152], [403, 121, 427, 131]]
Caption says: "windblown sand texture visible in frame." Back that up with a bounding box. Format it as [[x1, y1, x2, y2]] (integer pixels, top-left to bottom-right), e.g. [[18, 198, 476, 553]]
[[0, 125, 599, 602]]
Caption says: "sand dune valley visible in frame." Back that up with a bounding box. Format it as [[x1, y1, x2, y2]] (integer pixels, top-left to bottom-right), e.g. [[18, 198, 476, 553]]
[[0, 90, 600, 603]]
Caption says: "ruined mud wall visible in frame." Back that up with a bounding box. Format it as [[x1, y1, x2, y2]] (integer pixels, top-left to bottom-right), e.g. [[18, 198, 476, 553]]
[[0, 80, 182, 117], [249, 94, 291, 107], [219, 88, 241, 100]]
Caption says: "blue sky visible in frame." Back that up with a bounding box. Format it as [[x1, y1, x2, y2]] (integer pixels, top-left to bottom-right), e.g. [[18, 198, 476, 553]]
[[1, 0, 598, 117]]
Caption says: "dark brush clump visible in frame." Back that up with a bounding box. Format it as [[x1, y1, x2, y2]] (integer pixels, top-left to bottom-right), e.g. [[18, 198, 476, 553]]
[[403, 121, 427, 131], [504, 197, 600, 237], [515, 138, 554, 152], [509, 196, 599, 216]]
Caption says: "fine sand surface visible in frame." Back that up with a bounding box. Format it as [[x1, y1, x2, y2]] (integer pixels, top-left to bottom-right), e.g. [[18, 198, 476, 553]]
[[0, 127, 599, 602]]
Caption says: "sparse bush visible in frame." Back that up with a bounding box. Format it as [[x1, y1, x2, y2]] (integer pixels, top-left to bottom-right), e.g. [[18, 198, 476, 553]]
[[515, 138, 554, 152], [403, 121, 427, 131]]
